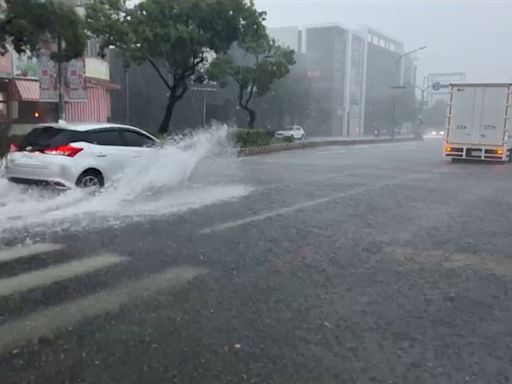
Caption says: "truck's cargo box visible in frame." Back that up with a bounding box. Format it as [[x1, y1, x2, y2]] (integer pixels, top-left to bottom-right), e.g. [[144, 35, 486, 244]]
[[444, 83, 512, 161]]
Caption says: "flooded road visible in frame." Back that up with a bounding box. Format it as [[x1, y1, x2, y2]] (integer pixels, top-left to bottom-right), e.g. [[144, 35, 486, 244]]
[[2, 138, 512, 384]]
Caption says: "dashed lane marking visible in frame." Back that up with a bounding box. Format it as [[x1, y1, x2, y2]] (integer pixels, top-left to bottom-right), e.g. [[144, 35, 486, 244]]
[[199, 177, 419, 234], [0, 265, 208, 356], [315, 149, 348, 154], [0, 253, 127, 298], [0, 243, 63, 265]]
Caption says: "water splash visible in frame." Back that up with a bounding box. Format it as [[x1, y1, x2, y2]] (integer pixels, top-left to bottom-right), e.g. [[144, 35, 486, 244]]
[[0, 125, 250, 240]]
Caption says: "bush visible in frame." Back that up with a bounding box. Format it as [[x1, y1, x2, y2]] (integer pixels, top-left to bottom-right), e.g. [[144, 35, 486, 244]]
[[231, 129, 273, 147], [283, 136, 295, 143]]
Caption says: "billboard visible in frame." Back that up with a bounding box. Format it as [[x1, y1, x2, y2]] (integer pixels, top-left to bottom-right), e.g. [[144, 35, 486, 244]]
[[0, 50, 13, 78], [38, 50, 58, 102], [66, 57, 86, 101], [13, 51, 38, 78]]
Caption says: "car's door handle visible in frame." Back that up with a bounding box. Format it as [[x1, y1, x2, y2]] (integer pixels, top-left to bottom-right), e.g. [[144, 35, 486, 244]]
[[96, 153, 107, 158]]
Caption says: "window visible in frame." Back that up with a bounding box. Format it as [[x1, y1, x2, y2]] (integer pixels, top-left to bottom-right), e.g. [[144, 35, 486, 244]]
[[120, 129, 156, 147], [19, 127, 75, 150], [90, 130, 122, 146]]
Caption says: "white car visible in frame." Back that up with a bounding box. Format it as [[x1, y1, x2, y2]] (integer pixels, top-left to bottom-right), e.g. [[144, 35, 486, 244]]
[[5, 122, 159, 189], [274, 125, 306, 140], [431, 130, 445, 136]]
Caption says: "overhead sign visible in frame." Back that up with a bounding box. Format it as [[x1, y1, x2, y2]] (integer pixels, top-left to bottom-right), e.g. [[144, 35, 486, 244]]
[[432, 81, 442, 91], [38, 50, 58, 102]]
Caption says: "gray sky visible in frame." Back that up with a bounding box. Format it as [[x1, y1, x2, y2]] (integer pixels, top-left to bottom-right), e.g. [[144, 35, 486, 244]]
[[254, 0, 512, 83]]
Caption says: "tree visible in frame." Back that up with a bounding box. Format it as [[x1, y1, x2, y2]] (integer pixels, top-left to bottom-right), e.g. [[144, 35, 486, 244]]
[[0, 0, 86, 60], [86, 0, 266, 134], [207, 37, 295, 129]]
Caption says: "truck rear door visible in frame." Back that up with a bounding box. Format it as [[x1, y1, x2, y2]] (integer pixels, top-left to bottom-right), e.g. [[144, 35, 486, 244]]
[[475, 86, 509, 146], [448, 85, 509, 146], [447, 86, 477, 144]]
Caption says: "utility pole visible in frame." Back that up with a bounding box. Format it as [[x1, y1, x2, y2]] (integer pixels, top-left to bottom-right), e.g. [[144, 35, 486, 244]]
[[125, 68, 130, 124], [57, 36, 65, 121], [389, 46, 427, 139]]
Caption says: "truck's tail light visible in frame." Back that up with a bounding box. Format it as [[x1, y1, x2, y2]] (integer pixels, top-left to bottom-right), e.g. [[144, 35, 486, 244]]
[[497, 149, 504, 155], [43, 144, 83, 157], [445, 146, 452, 152]]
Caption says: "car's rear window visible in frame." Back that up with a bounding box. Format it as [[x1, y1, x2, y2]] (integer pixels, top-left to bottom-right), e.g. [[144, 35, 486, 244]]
[[18, 126, 80, 150]]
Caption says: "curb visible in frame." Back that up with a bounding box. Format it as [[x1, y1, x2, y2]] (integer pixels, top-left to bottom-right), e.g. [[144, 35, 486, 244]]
[[240, 137, 422, 156]]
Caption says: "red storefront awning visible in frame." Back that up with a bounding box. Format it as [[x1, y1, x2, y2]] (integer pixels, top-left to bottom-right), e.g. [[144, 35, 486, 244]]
[[11, 79, 40, 101]]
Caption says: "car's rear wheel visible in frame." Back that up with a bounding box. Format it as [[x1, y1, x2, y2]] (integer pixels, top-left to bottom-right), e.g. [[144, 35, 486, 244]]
[[76, 170, 104, 189]]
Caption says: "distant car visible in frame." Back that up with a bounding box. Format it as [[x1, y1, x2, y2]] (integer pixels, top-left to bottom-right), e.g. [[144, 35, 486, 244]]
[[431, 130, 445, 136], [5, 122, 159, 189], [274, 125, 306, 140]]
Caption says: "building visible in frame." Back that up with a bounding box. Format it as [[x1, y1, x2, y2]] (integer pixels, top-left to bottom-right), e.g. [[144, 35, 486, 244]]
[[269, 24, 367, 137], [0, 0, 118, 136], [269, 24, 417, 137], [359, 27, 418, 135], [269, 26, 303, 53]]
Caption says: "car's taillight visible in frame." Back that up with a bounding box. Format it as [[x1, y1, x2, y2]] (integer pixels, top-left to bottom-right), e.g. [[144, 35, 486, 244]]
[[43, 144, 83, 157], [9, 143, 18, 152]]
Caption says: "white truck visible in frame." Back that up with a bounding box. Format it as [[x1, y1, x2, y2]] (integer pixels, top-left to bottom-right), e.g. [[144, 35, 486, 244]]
[[444, 83, 512, 161]]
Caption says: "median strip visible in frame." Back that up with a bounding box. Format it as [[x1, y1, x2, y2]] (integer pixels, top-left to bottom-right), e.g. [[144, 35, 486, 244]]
[[241, 136, 421, 156]]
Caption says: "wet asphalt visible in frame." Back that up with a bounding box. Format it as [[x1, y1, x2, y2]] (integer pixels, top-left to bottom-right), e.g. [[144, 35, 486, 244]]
[[2, 137, 512, 384]]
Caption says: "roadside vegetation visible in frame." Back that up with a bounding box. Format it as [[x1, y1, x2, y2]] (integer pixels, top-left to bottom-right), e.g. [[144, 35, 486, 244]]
[[86, 0, 294, 133]]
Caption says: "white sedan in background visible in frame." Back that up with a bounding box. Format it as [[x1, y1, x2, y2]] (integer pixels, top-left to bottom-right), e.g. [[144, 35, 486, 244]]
[[274, 125, 306, 140], [5, 122, 159, 189]]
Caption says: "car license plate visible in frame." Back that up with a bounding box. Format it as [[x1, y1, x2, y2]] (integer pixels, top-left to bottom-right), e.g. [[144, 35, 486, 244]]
[[21, 152, 37, 159]]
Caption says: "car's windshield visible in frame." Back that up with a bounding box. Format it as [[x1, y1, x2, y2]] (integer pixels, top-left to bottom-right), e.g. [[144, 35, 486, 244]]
[[1, 1, 511, 383]]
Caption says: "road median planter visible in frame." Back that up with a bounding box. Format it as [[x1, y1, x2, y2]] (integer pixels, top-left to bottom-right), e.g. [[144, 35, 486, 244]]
[[240, 136, 422, 156]]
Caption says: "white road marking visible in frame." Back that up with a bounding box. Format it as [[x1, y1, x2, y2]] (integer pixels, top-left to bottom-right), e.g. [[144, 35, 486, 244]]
[[0, 243, 63, 264], [200, 177, 417, 234], [0, 266, 208, 356], [315, 149, 348, 154], [0, 254, 127, 298]]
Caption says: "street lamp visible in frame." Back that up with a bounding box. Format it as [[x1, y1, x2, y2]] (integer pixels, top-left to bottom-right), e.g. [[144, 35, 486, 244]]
[[407, 83, 431, 138], [390, 45, 427, 139]]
